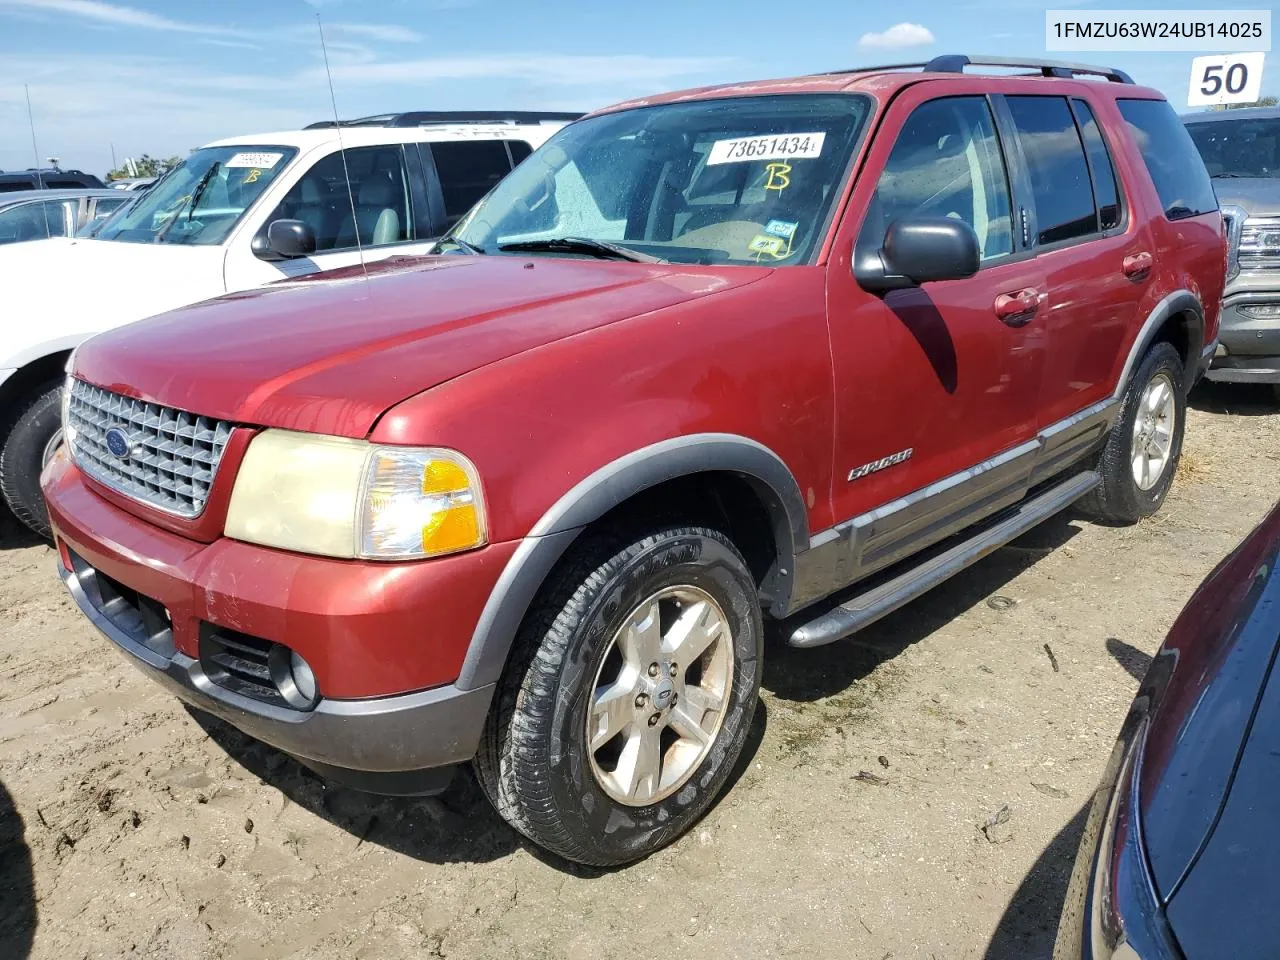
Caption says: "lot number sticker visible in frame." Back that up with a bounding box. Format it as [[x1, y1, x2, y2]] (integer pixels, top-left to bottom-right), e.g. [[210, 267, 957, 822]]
[[708, 132, 826, 165], [226, 151, 285, 169], [1187, 52, 1266, 107]]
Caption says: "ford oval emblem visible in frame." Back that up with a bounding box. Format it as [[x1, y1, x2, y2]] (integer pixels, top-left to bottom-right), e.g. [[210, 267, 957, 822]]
[[104, 427, 131, 461]]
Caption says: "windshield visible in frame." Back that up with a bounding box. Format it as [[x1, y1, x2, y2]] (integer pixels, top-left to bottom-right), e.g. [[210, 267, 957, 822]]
[[1187, 118, 1280, 178], [450, 94, 871, 266], [94, 145, 297, 245]]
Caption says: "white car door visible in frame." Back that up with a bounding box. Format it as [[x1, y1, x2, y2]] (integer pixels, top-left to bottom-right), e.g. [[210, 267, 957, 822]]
[[223, 143, 439, 289]]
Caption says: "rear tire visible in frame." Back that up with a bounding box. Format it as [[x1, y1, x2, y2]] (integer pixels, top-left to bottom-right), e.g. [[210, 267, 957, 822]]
[[1081, 342, 1184, 525], [474, 525, 762, 866], [0, 382, 63, 541]]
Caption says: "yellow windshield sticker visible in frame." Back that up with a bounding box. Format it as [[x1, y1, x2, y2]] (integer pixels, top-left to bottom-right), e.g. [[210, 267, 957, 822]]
[[748, 234, 787, 260], [764, 162, 792, 193]]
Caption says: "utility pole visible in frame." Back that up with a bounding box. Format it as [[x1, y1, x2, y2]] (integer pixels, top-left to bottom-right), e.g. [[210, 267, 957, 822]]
[[110, 142, 117, 170]]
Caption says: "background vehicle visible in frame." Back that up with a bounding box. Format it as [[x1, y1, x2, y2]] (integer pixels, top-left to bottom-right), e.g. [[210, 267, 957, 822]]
[[1185, 107, 1280, 397], [107, 177, 157, 192], [1053, 499, 1280, 959], [0, 109, 578, 537], [0, 168, 105, 192], [0, 189, 131, 245], [44, 56, 1224, 867]]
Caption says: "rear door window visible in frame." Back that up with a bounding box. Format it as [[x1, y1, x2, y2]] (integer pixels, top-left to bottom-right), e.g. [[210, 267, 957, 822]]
[[1118, 99, 1218, 220], [1005, 96, 1097, 246], [429, 141, 519, 225]]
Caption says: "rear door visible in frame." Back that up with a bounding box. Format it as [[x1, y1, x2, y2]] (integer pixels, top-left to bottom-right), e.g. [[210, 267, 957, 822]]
[[420, 138, 534, 237], [999, 92, 1155, 429], [825, 83, 1048, 546]]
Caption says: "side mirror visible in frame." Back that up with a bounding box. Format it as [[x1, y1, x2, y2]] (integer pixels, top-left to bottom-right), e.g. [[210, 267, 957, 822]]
[[855, 217, 981, 293], [252, 219, 317, 261]]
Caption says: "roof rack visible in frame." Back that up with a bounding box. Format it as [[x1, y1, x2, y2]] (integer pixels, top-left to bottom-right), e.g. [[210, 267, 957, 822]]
[[303, 110, 584, 130], [822, 54, 1134, 84]]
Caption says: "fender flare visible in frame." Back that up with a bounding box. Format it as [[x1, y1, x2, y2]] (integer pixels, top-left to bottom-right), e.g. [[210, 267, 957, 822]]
[[1112, 291, 1205, 401], [454, 433, 809, 691]]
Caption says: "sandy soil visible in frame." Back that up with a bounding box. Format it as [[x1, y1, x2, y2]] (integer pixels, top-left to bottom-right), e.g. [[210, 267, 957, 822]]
[[1, 382, 1277, 960]]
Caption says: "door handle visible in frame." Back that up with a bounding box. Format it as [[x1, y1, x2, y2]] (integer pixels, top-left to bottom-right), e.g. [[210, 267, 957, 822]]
[[1122, 251, 1153, 280], [994, 288, 1042, 326]]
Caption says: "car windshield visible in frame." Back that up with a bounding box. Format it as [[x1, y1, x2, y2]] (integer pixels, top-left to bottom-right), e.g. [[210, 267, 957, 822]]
[[93, 145, 297, 245], [1187, 117, 1280, 178], [450, 94, 871, 266]]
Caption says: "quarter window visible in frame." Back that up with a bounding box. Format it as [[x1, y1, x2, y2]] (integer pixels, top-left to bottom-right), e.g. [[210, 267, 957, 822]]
[[861, 96, 1014, 262], [1006, 96, 1096, 246], [1118, 99, 1218, 220], [1071, 99, 1122, 231]]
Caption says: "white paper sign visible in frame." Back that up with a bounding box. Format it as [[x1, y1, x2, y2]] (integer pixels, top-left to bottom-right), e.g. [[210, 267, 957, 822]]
[[707, 132, 826, 166], [226, 151, 284, 169], [1188, 52, 1266, 106]]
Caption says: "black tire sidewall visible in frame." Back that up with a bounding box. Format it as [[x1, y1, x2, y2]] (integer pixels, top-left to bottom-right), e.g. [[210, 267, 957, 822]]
[[546, 530, 761, 864], [0, 383, 62, 538], [1110, 343, 1185, 519]]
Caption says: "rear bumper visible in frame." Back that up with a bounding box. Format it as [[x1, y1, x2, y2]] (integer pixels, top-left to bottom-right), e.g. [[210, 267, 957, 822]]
[[44, 452, 513, 785]]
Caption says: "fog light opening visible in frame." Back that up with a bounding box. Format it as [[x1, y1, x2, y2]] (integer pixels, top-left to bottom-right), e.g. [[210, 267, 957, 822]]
[[266, 643, 320, 710], [290, 651, 317, 703]]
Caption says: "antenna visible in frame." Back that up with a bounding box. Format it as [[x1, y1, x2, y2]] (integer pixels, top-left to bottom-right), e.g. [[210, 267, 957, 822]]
[[24, 84, 53, 240], [316, 14, 368, 281]]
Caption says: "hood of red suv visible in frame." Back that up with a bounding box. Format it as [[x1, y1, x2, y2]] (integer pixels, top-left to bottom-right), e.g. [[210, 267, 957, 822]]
[[74, 254, 769, 437]]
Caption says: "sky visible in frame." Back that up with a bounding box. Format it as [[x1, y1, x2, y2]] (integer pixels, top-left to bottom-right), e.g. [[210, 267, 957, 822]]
[[0, 0, 1274, 177]]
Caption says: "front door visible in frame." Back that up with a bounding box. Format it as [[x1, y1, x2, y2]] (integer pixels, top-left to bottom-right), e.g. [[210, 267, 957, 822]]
[[823, 86, 1048, 575], [223, 144, 439, 290]]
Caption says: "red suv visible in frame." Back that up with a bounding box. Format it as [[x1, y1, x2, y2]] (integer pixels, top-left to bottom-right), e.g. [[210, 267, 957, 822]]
[[43, 56, 1225, 866]]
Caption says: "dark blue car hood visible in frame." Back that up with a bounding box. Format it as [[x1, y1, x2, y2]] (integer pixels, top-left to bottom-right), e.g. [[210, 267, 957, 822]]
[[1139, 505, 1280, 902]]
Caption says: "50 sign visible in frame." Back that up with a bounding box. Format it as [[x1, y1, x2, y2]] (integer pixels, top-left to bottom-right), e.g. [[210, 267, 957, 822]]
[[1188, 52, 1266, 107]]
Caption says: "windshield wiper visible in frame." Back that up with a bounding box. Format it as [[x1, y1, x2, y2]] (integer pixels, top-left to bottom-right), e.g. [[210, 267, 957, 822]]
[[497, 236, 666, 264], [1211, 173, 1258, 178], [153, 162, 219, 244]]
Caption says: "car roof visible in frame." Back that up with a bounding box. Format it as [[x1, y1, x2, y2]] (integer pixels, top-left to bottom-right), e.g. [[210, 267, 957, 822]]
[[1184, 106, 1280, 123], [0, 188, 123, 205], [202, 121, 570, 153], [594, 58, 1161, 117]]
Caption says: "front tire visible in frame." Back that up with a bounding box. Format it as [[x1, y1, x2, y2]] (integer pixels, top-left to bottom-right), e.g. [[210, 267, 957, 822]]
[[1082, 342, 1185, 525], [0, 382, 63, 540], [474, 525, 762, 866]]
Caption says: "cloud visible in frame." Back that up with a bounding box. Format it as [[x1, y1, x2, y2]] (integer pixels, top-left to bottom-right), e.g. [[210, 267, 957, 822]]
[[857, 22, 936, 49], [323, 22, 422, 43], [0, 0, 244, 34]]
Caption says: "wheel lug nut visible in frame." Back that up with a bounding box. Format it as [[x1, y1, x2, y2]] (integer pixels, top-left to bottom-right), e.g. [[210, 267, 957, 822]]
[[635, 693, 647, 708], [648, 713, 661, 727], [669, 663, 678, 677], [648, 663, 660, 677]]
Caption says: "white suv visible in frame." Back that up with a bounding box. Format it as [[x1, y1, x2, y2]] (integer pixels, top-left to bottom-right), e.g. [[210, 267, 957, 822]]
[[0, 110, 578, 536]]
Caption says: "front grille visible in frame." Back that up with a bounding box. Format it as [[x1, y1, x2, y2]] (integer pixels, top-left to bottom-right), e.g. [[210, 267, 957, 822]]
[[66, 378, 232, 518]]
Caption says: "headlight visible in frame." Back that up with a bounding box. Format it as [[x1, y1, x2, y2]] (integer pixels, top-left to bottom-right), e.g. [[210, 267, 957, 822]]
[[224, 430, 487, 561], [1238, 216, 1280, 271]]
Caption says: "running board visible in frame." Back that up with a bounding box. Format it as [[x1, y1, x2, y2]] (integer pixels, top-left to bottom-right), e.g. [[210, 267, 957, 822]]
[[787, 470, 1099, 649]]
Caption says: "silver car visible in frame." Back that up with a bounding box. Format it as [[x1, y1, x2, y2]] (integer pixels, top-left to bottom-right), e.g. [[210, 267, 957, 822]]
[[0, 189, 133, 245], [1185, 107, 1280, 395]]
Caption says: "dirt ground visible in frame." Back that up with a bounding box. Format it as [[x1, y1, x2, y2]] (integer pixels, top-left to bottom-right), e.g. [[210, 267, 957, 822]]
[[1, 382, 1278, 960]]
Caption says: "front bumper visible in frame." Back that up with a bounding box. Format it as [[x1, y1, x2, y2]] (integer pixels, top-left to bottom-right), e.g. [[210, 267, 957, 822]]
[[1206, 283, 1280, 384], [44, 453, 515, 787]]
